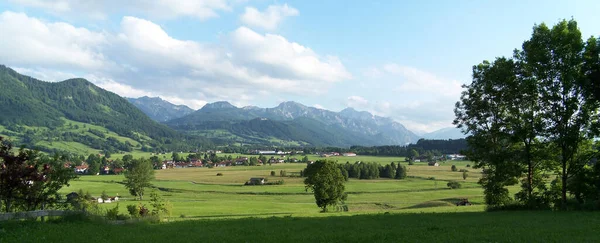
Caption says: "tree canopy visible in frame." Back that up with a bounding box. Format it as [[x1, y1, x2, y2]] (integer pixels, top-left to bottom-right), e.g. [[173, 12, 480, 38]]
[[124, 158, 155, 200], [304, 160, 347, 211], [455, 19, 600, 210]]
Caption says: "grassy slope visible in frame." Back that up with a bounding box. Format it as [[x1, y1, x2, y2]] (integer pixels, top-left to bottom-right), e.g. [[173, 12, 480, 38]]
[[1, 211, 599, 243], [0, 118, 148, 155]]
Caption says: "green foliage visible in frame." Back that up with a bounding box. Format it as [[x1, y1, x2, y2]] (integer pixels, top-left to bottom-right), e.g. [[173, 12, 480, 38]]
[[395, 165, 407, 179], [454, 19, 600, 210], [451, 165, 457, 172], [447, 181, 462, 189], [0, 137, 77, 212], [150, 191, 171, 219], [101, 190, 109, 200], [124, 158, 155, 200], [270, 171, 276, 176], [462, 171, 469, 180], [304, 160, 347, 211], [105, 203, 120, 220], [127, 204, 140, 218]]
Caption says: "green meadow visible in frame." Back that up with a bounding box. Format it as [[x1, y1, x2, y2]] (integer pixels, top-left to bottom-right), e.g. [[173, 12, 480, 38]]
[[58, 155, 484, 219], [3, 154, 595, 243]]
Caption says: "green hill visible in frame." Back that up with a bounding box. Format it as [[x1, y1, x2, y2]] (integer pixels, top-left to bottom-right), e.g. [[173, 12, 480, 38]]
[[0, 65, 210, 154]]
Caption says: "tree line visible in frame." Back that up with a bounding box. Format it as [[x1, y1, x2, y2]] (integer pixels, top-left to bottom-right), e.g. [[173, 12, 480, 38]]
[[454, 19, 600, 210]]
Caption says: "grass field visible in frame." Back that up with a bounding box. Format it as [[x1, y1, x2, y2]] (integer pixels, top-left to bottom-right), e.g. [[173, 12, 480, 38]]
[[58, 155, 485, 219], [4, 154, 593, 243], [2, 211, 599, 242]]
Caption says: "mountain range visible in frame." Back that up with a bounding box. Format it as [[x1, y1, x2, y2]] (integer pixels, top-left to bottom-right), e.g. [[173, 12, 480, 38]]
[[0, 65, 463, 153], [128, 96, 194, 122]]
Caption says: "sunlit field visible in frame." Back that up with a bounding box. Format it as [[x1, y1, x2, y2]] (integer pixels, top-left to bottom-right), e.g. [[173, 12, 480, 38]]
[[59, 155, 486, 219]]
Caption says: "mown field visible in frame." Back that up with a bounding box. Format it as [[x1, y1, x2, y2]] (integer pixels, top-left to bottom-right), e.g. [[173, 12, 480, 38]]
[[58, 155, 486, 219], [2, 211, 599, 243]]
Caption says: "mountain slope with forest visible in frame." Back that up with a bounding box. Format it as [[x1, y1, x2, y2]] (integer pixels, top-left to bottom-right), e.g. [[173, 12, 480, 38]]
[[0, 65, 209, 154]]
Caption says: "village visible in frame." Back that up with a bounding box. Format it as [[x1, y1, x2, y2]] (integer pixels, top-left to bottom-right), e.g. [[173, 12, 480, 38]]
[[65, 149, 467, 176]]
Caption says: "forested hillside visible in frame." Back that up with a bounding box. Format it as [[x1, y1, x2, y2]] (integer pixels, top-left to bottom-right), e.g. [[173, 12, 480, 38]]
[[0, 65, 210, 154]]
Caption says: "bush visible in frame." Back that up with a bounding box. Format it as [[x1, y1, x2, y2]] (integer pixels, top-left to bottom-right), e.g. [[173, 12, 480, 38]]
[[264, 180, 285, 185], [270, 171, 276, 176], [408, 161, 414, 165], [459, 169, 469, 172], [105, 203, 120, 220], [466, 164, 471, 167], [451, 165, 457, 172], [216, 173, 223, 176], [447, 181, 462, 189], [127, 204, 140, 218], [462, 171, 469, 180]]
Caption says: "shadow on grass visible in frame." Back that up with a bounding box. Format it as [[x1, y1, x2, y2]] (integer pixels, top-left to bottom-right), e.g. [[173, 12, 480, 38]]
[[2, 211, 599, 243]]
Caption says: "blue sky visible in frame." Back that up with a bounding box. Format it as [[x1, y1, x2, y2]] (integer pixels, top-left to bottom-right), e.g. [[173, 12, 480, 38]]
[[1, 0, 599, 133]]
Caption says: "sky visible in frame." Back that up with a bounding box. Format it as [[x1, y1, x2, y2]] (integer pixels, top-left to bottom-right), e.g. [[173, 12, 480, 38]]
[[1, 0, 599, 133]]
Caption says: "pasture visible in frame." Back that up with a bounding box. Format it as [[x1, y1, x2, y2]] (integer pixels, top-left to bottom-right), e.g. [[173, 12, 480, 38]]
[[59, 155, 485, 219]]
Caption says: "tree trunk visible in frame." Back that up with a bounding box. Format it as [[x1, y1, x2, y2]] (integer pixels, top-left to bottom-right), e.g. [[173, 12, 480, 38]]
[[561, 156, 568, 210], [525, 143, 533, 204]]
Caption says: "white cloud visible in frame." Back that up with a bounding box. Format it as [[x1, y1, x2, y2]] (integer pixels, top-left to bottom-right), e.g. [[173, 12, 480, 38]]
[[9, 0, 233, 20], [240, 4, 299, 30], [347, 95, 369, 106], [0, 11, 108, 70], [0, 12, 351, 109], [313, 104, 325, 109], [351, 64, 463, 132], [228, 26, 351, 83]]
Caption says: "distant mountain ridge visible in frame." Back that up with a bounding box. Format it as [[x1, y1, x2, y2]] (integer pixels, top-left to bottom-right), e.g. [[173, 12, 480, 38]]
[[167, 100, 420, 147], [421, 127, 466, 140], [128, 96, 194, 122]]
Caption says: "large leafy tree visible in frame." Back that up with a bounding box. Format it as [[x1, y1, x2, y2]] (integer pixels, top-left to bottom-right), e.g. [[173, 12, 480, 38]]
[[455, 19, 600, 209], [455, 58, 523, 207], [520, 20, 599, 209], [124, 158, 155, 200], [0, 137, 77, 212], [304, 160, 347, 212]]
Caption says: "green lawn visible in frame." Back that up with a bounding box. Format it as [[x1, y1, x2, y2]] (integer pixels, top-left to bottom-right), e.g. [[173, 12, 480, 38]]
[[2, 211, 598, 243]]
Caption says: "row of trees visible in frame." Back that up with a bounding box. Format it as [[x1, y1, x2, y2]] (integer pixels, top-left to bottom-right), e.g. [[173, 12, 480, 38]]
[[338, 162, 407, 180], [454, 19, 600, 210]]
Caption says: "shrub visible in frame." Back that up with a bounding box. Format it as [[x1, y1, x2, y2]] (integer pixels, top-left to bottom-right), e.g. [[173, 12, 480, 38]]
[[462, 171, 469, 180], [270, 171, 276, 176], [264, 180, 285, 185], [139, 205, 149, 217], [127, 204, 140, 218], [428, 177, 436, 180], [408, 161, 414, 165], [447, 181, 462, 189], [180, 214, 186, 218], [216, 173, 223, 176], [466, 164, 471, 168], [451, 165, 457, 172], [105, 203, 120, 220], [459, 169, 469, 172]]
